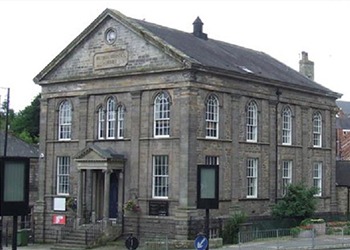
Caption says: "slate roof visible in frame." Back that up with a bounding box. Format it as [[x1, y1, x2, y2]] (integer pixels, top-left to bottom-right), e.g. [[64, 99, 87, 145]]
[[336, 161, 350, 187], [337, 101, 350, 115], [336, 117, 350, 130], [336, 101, 350, 129], [35, 8, 341, 99], [74, 144, 125, 161], [0, 131, 39, 158], [129, 13, 340, 98]]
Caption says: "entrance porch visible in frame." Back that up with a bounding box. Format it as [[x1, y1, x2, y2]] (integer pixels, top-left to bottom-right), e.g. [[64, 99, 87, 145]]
[[73, 145, 126, 228]]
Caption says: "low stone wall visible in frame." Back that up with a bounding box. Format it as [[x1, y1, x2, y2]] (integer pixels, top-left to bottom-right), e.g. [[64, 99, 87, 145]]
[[313, 223, 326, 235]]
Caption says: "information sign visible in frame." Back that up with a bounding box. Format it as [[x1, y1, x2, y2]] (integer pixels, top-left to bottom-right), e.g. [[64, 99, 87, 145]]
[[194, 235, 208, 250]]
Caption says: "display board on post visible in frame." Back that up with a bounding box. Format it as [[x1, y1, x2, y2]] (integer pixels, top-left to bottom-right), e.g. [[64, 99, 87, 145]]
[[0, 157, 30, 250], [197, 164, 219, 250]]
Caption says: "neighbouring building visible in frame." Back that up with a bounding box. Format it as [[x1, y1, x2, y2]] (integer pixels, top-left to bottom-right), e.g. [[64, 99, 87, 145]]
[[33, 9, 341, 245], [336, 101, 350, 160], [335, 160, 350, 217]]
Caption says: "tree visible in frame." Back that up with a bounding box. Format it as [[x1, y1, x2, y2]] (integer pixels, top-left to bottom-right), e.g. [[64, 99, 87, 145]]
[[272, 183, 319, 220], [10, 94, 40, 144], [0, 100, 15, 131]]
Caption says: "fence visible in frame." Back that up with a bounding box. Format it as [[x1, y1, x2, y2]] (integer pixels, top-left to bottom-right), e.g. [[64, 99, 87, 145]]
[[143, 235, 169, 250], [237, 228, 350, 249]]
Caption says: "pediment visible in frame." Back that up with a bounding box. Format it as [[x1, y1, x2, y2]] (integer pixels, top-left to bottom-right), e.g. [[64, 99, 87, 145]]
[[74, 147, 106, 162], [74, 145, 125, 171], [34, 9, 186, 84]]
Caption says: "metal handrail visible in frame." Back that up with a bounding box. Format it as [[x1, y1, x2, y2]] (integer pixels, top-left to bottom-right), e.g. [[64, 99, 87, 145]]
[[58, 217, 75, 242], [84, 222, 103, 246]]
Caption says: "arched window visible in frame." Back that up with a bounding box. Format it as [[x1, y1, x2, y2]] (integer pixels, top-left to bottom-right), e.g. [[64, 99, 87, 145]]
[[246, 101, 258, 142], [58, 100, 72, 140], [117, 105, 125, 139], [106, 97, 116, 139], [313, 112, 322, 147], [154, 92, 170, 137], [206, 95, 219, 139], [98, 107, 105, 139], [282, 106, 292, 145]]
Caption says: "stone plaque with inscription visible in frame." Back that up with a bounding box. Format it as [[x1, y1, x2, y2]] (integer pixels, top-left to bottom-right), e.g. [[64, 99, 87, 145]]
[[149, 200, 169, 216], [94, 50, 128, 70]]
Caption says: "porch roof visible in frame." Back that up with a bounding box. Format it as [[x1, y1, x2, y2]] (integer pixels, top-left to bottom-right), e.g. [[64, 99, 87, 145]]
[[73, 144, 126, 171]]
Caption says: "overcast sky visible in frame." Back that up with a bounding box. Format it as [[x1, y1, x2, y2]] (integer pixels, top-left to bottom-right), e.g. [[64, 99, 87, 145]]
[[1, 0, 349, 111]]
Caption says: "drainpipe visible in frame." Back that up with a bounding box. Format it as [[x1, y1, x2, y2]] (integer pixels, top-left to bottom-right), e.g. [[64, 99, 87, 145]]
[[275, 88, 282, 203], [122, 162, 126, 235]]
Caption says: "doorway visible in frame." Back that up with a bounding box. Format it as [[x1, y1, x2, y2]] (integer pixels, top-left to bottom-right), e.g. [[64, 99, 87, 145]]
[[109, 171, 118, 219]]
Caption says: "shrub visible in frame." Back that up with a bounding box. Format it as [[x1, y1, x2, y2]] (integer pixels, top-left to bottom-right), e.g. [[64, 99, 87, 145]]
[[300, 218, 324, 226], [272, 183, 318, 220], [290, 227, 302, 237], [222, 212, 247, 244]]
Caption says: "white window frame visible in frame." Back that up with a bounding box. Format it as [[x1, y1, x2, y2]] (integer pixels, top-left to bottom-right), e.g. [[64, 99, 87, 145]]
[[117, 105, 124, 139], [58, 100, 72, 140], [57, 156, 70, 195], [205, 156, 219, 165], [282, 160, 292, 196], [313, 113, 322, 147], [106, 98, 116, 139], [205, 95, 219, 139], [313, 162, 322, 196], [282, 107, 292, 145], [98, 107, 105, 139], [152, 155, 169, 198], [247, 158, 258, 198], [246, 101, 258, 142], [154, 92, 170, 138]]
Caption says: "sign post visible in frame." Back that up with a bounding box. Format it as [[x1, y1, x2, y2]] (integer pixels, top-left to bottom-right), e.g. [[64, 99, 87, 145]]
[[197, 165, 219, 250]]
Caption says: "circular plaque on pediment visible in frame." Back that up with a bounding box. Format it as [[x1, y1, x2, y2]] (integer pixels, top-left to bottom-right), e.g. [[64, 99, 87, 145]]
[[105, 28, 117, 45]]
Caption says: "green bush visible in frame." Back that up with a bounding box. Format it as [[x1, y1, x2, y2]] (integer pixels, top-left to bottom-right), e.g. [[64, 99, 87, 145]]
[[272, 183, 318, 220], [222, 212, 247, 244], [290, 227, 302, 237], [300, 218, 324, 226]]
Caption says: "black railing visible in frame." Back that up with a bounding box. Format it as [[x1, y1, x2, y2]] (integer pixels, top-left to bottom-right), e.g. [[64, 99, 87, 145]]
[[84, 222, 103, 246]]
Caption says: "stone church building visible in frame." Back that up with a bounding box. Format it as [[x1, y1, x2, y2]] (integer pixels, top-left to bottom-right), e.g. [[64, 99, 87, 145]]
[[33, 9, 341, 244]]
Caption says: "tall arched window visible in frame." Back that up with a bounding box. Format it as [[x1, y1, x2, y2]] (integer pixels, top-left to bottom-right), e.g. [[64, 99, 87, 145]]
[[117, 105, 125, 139], [206, 95, 219, 139], [106, 97, 116, 139], [313, 112, 322, 147], [154, 92, 170, 137], [58, 100, 72, 140], [282, 106, 292, 145], [246, 101, 258, 142], [98, 107, 105, 139]]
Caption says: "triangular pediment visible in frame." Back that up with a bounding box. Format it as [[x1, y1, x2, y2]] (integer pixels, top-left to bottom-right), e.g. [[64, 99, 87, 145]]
[[74, 146, 106, 162], [34, 8, 188, 84], [74, 145, 125, 171]]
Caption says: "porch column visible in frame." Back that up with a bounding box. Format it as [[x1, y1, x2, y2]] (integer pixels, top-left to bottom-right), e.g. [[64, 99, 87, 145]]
[[103, 169, 111, 225], [91, 170, 97, 223], [77, 170, 84, 226]]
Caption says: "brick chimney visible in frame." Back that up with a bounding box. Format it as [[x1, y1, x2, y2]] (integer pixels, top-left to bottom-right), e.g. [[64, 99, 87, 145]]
[[299, 51, 314, 80], [193, 17, 208, 40]]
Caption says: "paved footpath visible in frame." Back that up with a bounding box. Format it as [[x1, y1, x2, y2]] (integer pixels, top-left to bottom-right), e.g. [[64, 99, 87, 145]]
[[3, 235, 350, 250], [0, 243, 236, 250]]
